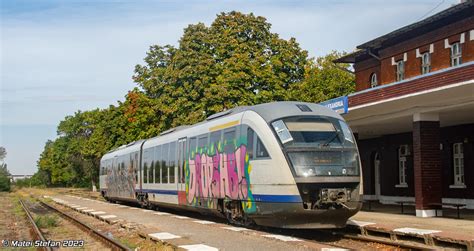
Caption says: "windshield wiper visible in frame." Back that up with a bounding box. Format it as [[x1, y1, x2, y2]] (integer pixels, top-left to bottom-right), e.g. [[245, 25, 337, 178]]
[[321, 131, 341, 147]]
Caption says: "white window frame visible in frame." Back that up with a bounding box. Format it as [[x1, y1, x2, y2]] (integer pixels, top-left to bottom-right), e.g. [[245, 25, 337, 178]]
[[451, 42, 462, 67], [450, 143, 466, 188], [370, 73, 378, 88], [396, 60, 404, 81], [396, 145, 409, 188], [421, 52, 431, 74]]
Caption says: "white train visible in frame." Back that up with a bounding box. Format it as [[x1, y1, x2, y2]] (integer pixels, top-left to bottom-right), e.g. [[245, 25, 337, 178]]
[[100, 101, 362, 228]]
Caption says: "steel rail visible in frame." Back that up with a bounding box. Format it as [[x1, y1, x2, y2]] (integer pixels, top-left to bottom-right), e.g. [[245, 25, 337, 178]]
[[19, 199, 53, 251], [62, 191, 435, 250], [327, 231, 427, 250], [38, 200, 131, 251]]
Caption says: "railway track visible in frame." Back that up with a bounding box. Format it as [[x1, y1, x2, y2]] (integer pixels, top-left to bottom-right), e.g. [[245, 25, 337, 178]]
[[60, 191, 470, 250], [19, 199, 52, 251], [19, 199, 131, 251], [310, 229, 426, 250]]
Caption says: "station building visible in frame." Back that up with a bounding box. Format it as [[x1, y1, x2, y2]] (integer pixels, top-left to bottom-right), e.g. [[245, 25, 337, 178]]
[[334, 1, 474, 217]]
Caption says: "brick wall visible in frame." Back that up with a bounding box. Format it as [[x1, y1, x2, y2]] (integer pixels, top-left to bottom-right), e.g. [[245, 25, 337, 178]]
[[354, 58, 380, 91], [353, 16, 474, 91], [441, 124, 474, 198], [357, 132, 414, 197], [357, 123, 473, 199], [348, 63, 474, 107], [413, 121, 442, 209]]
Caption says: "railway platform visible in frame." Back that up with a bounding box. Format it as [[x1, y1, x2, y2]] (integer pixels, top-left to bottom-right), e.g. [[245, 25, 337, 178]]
[[349, 202, 474, 250], [43, 191, 474, 250]]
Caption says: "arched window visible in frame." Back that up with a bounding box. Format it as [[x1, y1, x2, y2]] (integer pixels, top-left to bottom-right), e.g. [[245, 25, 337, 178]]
[[370, 73, 378, 88], [451, 42, 462, 66], [396, 61, 405, 81], [421, 52, 431, 74]]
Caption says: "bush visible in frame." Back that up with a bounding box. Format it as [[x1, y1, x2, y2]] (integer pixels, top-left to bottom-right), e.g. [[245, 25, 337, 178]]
[[0, 174, 10, 192]]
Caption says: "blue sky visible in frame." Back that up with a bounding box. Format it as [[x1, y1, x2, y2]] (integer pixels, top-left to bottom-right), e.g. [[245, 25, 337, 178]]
[[0, 0, 457, 175]]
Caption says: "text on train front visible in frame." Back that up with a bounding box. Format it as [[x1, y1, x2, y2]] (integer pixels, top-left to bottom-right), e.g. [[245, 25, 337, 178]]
[[272, 116, 361, 210]]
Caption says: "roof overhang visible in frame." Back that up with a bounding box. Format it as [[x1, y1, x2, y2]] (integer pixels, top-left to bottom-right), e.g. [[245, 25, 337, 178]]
[[333, 49, 368, 63], [334, 1, 474, 64], [344, 79, 474, 139]]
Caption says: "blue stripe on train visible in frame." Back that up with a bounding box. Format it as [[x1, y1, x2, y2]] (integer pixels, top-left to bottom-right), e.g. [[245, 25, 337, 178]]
[[102, 188, 302, 203], [252, 194, 302, 203], [140, 189, 179, 195]]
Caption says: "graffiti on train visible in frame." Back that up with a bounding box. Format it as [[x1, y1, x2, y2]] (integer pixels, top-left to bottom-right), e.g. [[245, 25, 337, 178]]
[[185, 139, 256, 212], [105, 156, 136, 198]]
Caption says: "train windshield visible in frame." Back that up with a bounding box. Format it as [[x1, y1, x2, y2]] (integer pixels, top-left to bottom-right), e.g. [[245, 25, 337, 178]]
[[272, 116, 359, 177]]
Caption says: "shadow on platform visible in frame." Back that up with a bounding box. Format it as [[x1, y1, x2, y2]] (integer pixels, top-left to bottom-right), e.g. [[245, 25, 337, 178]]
[[360, 201, 474, 220]]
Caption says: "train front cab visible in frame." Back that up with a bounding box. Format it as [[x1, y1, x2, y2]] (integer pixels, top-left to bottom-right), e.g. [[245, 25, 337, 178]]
[[243, 107, 362, 229]]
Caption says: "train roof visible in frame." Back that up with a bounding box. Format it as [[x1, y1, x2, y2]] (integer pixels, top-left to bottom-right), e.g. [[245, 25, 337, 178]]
[[150, 101, 343, 135], [202, 101, 343, 123], [247, 101, 343, 122], [102, 101, 343, 158]]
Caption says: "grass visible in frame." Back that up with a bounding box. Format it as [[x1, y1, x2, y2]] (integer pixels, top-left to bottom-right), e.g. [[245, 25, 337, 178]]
[[12, 198, 26, 218], [34, 215, 58, 228], [118, 237, 139, 249]]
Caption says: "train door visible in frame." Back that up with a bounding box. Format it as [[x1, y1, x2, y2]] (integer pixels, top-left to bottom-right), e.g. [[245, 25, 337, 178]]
[[113, 156, 118, 197], [177, 137, 187, 192], [134, 152, 139, 192]]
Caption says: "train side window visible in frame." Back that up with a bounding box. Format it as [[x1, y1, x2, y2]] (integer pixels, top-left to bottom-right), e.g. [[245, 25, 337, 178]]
[[134, 153, 139, 184], [247, 127, 254, 159], [256, 136, 269, 158], [198, 134, 208, 149], [155, 146, 162, 184], [224, 128, 236, 153], [143, 162, 148, 184], [143, 148, 151, 184], [150, 159, 154, 183], [169, 141, 176, 183], [210, 131, 221, 150], [162, 143, 169, 183], [128, 154, 133, 174], [189, 137, 197, 154]]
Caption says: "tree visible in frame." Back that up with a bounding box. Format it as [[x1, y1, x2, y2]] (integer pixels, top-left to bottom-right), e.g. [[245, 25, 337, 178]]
[[290, 51, 355, 102], [33, 12, 355, 189], [0, 146, 10, 191], [0, 146, 6, 161], [134, 11, 309, 127]]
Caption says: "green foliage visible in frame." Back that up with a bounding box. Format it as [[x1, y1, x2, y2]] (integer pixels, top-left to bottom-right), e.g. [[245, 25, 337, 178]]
[[0, 146, 6, 161], [0, 161, 11, 192], [34, 11, 354, 188], [35, 215, 58, 228], [13, 170, 49, 188], [291, 51, 355, 102], [134, 11, 309, 126], [0, 175, 10, 192]]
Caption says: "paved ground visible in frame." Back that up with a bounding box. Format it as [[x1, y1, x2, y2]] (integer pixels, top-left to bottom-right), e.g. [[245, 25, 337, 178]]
[[353, 210, 474, 236], [350, 204, 474, 245], [51, 195, 336, 251]]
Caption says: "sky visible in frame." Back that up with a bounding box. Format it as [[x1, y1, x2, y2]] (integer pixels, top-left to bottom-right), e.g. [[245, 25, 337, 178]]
[[0, 0, 458, 175]]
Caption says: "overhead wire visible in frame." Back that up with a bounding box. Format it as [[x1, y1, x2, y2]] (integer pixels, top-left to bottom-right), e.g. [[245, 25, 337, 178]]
[[418, 0, 446, 20]]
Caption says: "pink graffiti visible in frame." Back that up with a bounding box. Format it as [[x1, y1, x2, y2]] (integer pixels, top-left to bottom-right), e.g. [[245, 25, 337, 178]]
[[187, 145, 249, 203]]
